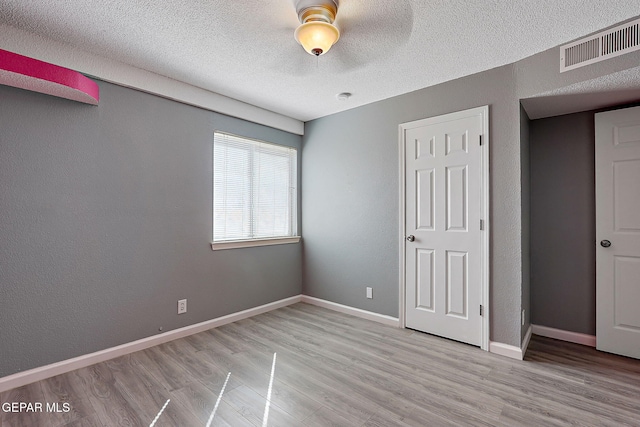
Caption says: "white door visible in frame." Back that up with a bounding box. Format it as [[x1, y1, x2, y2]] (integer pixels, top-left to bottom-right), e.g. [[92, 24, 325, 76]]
[[402, 106, 488, 348], [596, 106, 640, 359]]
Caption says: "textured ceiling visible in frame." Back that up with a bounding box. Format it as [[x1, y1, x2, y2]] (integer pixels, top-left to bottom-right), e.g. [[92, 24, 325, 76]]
[[522, 67, 640, 119], [0, 1, 638, 122]]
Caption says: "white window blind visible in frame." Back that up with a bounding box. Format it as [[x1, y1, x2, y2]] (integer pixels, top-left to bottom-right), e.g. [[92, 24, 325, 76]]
[[213, 132, 297, 242]]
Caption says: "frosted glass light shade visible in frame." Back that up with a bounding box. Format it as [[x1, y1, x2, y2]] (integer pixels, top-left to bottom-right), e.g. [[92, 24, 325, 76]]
[[294, 21, 340, 56]]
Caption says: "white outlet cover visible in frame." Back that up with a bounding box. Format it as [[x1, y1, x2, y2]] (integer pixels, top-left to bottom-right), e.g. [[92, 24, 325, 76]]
[[366, 287, 373, 299], [178, 299, 187, 314]]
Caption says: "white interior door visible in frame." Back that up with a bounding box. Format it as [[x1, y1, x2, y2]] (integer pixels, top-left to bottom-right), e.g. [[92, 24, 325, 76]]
[[596, 106, 640, 359], [402, 106, 488, 348]]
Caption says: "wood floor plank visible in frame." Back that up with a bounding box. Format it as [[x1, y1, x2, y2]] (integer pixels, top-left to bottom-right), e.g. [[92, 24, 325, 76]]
[[105, 354, 202, 427], [217, 333, 376, 425], [204, 328, 254, 354], [40, 373, 96, 426], [488, 369, 634, 426], [222, 384, 299, 427], [197, 346, 326, 423], [265, 378, 324, 422], [197, 399, 254, 427], [154, 338, 244, 395], [273, 305, 495, 376], [243, 310, 502, 426], [183, 330, 221, 353], [268, 307, 500, 405], [72, 364, 146, 427], [60, 413, 103, 427], [528, 336, 640, 386], [0, 382, 46, 427], [129, 345, 193, 392], [232, 342, 386, 424], [169, 379, 253, 427], [3, 302, 640, 426], [232, 317, 475, 426], [510, 366, 638, 420], [497, 403, 573, 427], [195, 346, 274, 398], [302, 405, 367, 427], [362, 410, 415, 427]]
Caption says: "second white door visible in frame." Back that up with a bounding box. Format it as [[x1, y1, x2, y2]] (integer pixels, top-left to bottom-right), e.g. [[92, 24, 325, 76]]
[[596, 106, 640, 359], [402, 106, 488, 347]]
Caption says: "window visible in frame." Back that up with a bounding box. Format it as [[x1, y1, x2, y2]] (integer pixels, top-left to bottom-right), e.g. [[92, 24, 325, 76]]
[[212, 132, 298, 249]]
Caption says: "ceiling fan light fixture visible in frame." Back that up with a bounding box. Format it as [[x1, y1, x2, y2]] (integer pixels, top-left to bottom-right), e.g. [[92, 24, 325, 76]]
[[294, 1, 340, 56], [294, 21, 340, 56]]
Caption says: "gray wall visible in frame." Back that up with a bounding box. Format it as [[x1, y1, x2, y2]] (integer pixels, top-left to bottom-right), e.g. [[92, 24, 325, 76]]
[[302, 29, 640, 347], [0, 81, 302, 378], [303, 66, 525, 346], [520, 105, 531, 341], [530, 111, 596, 335]]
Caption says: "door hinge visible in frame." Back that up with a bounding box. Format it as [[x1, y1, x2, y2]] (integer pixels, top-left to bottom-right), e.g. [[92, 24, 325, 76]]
[[480, 305, 484, 316], [480, 219, 484, 230]]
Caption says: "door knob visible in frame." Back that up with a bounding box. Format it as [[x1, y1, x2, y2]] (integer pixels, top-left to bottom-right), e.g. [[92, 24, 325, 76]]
[[600, 240, 611, 248], [406, 235, 415, 242]]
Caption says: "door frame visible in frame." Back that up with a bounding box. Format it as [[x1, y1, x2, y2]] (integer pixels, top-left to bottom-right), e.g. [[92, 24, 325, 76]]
[[398, 105, 490, 351]]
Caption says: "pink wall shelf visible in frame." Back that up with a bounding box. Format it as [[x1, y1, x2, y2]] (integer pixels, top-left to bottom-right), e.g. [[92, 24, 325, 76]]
[[0, 49, 99, 105]]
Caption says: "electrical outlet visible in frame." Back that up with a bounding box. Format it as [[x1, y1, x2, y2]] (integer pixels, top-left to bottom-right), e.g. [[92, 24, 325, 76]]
[[521, 309, 525, 326], [178, 299, 187, 314], [366, 287, 373, 299]]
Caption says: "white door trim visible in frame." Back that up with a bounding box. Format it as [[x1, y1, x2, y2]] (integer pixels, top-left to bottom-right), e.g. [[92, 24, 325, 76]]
[[398, 105, 490, 351]]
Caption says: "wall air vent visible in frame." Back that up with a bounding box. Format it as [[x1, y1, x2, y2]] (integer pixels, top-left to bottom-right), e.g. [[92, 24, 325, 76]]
[[560, 18, 640, 72]]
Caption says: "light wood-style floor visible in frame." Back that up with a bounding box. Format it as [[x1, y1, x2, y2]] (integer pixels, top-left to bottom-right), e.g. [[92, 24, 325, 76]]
[[2, 303, 640, 426]]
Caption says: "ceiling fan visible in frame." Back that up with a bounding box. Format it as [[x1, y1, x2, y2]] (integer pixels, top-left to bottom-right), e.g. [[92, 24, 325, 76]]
[[275, 0, 414, 73]]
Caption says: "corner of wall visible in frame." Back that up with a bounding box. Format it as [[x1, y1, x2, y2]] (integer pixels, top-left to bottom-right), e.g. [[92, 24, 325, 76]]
[[519, 103, 532, 343]]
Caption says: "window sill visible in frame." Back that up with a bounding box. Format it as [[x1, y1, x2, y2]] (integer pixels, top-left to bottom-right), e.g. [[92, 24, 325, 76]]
[[211, 236, 301, 251]]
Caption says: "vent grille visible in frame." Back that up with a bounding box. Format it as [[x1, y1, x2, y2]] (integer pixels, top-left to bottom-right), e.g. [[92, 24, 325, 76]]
[[560, 18, 640, 72]]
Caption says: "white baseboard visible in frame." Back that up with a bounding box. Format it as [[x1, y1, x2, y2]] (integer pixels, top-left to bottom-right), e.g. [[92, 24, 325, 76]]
[[301, 296, 400, 327], [531, 324, 596, 347], [0, 295, 302, 393], [521, 325, 533, 358], [490, 325, 533, 361], [489, 341, 524, 360]]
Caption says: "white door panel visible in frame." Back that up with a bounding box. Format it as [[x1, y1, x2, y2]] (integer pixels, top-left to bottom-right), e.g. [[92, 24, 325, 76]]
[[596, 106, 640, 359], [403, 107, 488, 347]]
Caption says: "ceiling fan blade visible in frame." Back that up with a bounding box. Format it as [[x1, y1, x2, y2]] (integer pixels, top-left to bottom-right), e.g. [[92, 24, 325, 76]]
[[331, 0, 414, 70]]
